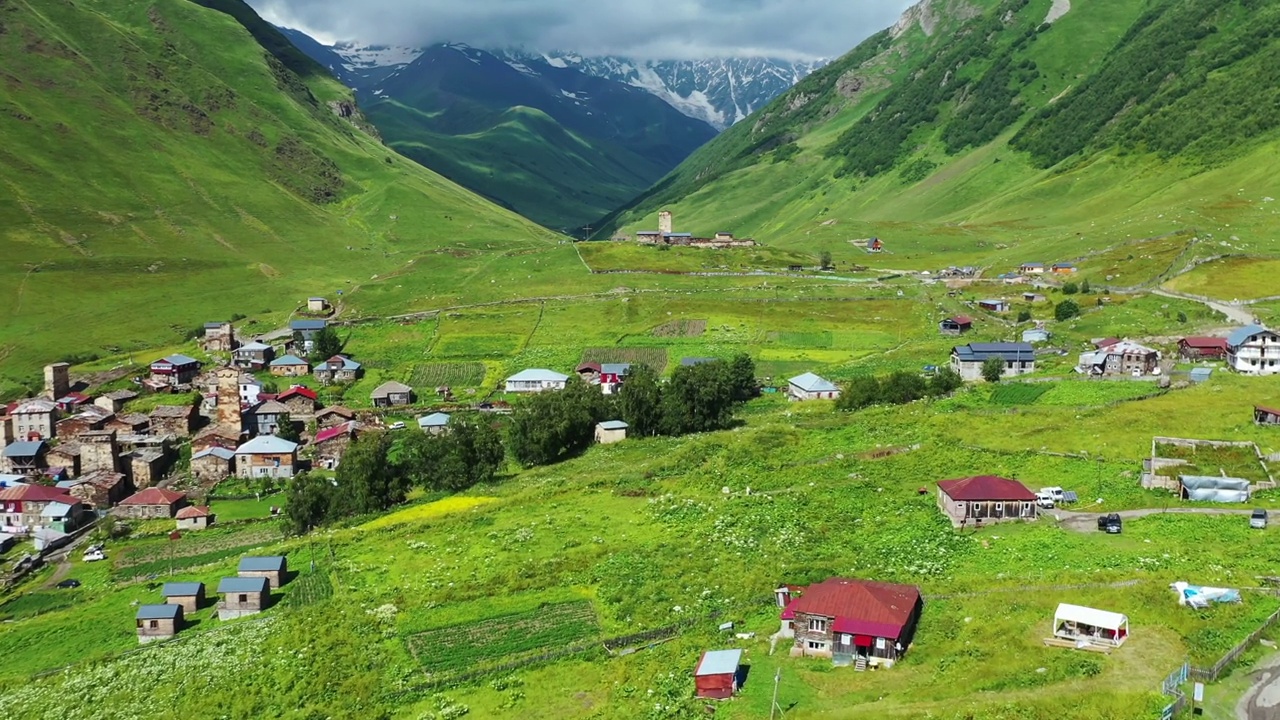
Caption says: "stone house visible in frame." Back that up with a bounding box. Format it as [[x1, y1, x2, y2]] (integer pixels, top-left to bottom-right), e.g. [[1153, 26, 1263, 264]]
[[95, 390, 138, 414], [12, 399, 58, 440], [56, 406, 113, 439], [136, 604, 182, 643], [47, 443, 81, 477], [65, 469, 130, 508], [950, 343, 1036, 381], [105, 413, 149, 436], [235, 436, 299, 479], [239, 555, 288, 589], [276, 386, 319, 419], [191, 447, 235, 483], [77, 430, 120, 474], [1078, 340, 1160, 376], [307, 297, 328, 313], [2, 440, 47, 475], [0, 483, 77, 530], [269, 354, 310, 377], [148, 354, 202, 387], [313, 355, 362, 384], [594, 420, 627, 444], [314, 421, 358, 469], [162, 582, 205, 613], [175, 505, 213, 530], [233, 341, 275, 370], [117, 487, 188, 519], [217, 576, 270, 620], [250, 400, 291, 436], [370, 381, 414, 408], [776, 578, 923, 669], [120, 446, 169, 489], [1227, 325, 1280, 376], [315, 406, 355, 429], [936, 475, 1037, 527], [149, 405, 197, 437], [191, 426, 240, 454], [202, 322, 237, 353]]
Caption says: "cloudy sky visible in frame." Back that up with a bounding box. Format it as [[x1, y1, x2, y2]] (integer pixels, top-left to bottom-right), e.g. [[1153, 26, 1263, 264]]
[[249, 0, 918, 60]]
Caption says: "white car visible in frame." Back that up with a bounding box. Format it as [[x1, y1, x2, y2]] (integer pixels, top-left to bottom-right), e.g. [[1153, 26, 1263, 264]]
[[82, 550, 105, 562], [1039, 487, 1065, 503], [1035, 492, 1056, 509], [388, 422, 406, 430]]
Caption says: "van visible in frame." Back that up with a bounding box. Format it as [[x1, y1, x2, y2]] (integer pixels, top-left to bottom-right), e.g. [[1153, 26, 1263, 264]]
[[1039, 487, 1065, 503], [1251, 509, 1268, 530], [1035, 492, 1056, 509]]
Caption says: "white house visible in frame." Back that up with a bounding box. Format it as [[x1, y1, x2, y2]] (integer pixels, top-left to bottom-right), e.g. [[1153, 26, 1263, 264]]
[[1227, 324, 1280, 376], [417, 412, 451, 435], [239, 375, 263, 406], [787, 373, 840, 401], [505, 369, 568, 393], [234, 435, 299, 479]]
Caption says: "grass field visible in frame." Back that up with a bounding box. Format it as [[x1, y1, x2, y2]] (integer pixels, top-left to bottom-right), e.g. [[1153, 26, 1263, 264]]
[[1165, 257, 1280, 301]]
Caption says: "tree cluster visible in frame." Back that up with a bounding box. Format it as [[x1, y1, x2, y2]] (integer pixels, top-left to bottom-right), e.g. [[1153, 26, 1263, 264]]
[[835, 367, 963, 412]]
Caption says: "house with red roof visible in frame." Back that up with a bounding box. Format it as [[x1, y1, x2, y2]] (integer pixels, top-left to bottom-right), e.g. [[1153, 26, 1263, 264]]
[[314, 421, 359, 469], [937, 475, 1037, 528], [276, 386, 319, 419], [0, 483, 77, 531], [176, 505, 214, 530], [775, 578, 922, 669], [939, 315, 973, 336], [117, 487, 188, 520], [1179, 336, 1229, 360]]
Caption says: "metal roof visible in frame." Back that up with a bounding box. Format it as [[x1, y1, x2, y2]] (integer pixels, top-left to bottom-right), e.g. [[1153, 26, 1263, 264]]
[[598, 420, 629, 430], [789, 372, 839, 393], [1228, 324, 1275, 347], [253, 400, 290, 415], [780, 578, 920, 639], [14, 399, 56, 414], [238, 341, 272, 351], [372, 381, 413, 397], [506, 369, 568, 383], [122, 487, 186, 505], [236, 435, 299, 454], [162, 582, 204, 597], [695, 649, 743, 676], [289, 320, 327, 330], [938, 475, 1036, 501], [39, 501, 76, 518], [270, 354, 308, 366], [1054, 603, 1126, 631], [157, 354, 199, 366], [136, 604, 182, 620], [239, 556, 286, 572], [680, 357, 718, 366], [217, 576, 269, 593], [952, 342, 1036, 362], [2, 441, 45, 457], [192, 447, 235, 461], [600, 363, 631, 375], [418, 412, 451, 427]]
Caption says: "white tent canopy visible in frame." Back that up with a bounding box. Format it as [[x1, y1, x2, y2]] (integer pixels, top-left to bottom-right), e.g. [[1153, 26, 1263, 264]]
[[1053, 603, 1129, 647]]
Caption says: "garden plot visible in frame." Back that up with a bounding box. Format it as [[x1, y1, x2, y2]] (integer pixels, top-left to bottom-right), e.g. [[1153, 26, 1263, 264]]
[[111, 527, 282, 579], [580, 347, 668, 372], [651, 319, 706, 337], [408, 362, 486, 388]]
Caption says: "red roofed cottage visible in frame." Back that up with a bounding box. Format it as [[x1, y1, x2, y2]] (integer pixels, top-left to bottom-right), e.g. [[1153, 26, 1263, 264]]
[[776, 578, 922, 668], [937, 475, 1037, 527]]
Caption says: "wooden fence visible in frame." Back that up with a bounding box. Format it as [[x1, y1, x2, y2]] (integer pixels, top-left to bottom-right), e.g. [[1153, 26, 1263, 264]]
[[1189, 605, 1280, 682], [1159, 660, 1189, 720]]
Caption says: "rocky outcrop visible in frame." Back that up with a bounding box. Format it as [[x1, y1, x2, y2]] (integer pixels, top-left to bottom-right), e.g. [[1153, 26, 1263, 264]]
[[891, 0, 982, 39]]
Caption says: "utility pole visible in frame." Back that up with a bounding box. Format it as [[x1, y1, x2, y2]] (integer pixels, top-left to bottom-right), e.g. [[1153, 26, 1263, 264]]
[[582, 225, 594, 240], [770, 667, 783, 719]]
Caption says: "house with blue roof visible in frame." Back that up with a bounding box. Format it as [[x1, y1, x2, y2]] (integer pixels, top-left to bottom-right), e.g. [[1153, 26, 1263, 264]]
[[234, 436, 299, 479], [505, 368, 569, 393], [162, 582, 206, 613], [148, 354, 201, 387], [314, 355, 363, 384], [136, 604, 182, 643], [239, 555, 288, 588], [788, 373, 841, 401], [217, 576, 270, 619], [595, 420, 628, 444], [1226, 324, 1280, 375], [950, 342, 1036, 381], [417, 412, 451, 435]]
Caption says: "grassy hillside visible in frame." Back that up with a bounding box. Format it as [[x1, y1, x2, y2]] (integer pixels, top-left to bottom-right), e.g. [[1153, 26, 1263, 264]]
[[0, 0, 566, 396], [599, 0, 1280, 274]]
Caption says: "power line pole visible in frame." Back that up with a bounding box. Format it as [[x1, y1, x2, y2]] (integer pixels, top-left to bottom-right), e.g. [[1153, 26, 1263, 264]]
[[770, 667, 783, 719]]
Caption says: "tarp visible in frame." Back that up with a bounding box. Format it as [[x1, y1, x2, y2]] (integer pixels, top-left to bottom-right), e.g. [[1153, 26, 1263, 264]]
[[1172, 581, 1242, 608], [1180, 475, 1250, 503], [1054, 603, 1127, 631]]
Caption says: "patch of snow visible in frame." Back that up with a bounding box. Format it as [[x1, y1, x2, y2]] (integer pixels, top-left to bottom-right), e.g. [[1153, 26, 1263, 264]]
[[629, 66, 727, 128], [505, 60, 540, 77], [542, 54, 568, 69], [332, 43, 423, 69], [1045, 0, 1071, 23]]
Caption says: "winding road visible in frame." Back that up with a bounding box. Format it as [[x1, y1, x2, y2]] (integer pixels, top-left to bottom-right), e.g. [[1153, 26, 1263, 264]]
[[1235, 651, 1280, 719], [1151, 288, 1259, 325]]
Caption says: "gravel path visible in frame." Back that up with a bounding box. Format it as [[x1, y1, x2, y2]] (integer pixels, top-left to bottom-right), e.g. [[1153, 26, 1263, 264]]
[[1051, 506, 1253, 532], [1151, 288, 1258, 325], [1236, 651, 1280, 719]]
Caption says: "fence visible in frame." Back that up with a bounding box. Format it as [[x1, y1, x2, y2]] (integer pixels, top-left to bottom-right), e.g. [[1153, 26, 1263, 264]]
[[1159, 661, 1189, 720], [1190, 605, 1280, 682]]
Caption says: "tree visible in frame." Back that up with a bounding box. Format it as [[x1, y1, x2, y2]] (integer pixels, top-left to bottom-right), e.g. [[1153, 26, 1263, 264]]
[[660, 361, 734, 435], [1080, 279, 1091, 294], [275, 413, 301, 443], [881, 370, 927, 404], [981, 356, 1006, 383], [1055, 299, 1080, 321], [1177, 311, 1188, 323], [310, 326, 343, 363], [1062, 282, 1079, 295], [282, 472, 334, 536], [929, 367, 964, 396], [618, 363, 663, 436], [819, 250, 833, 269], [726, 353, 758, 403], [835, 375, 881, 411], [1016, 310, 1032, 323], [507, 377, 599, 467], [336, 432, 408, 515], [394, 418, 505, 491]]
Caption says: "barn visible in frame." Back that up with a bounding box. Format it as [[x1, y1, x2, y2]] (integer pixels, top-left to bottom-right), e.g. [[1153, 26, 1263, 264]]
[[693, 649, 743, 699]]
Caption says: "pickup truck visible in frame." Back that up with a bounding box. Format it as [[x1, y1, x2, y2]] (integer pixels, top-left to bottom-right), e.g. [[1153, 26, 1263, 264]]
[[1097, 513, 1122, 534]]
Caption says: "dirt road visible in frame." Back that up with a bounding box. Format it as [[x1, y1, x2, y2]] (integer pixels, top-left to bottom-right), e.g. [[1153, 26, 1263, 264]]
[[1051, 507, 1253, 532], [1236, 651, 1280, 719], [1152, 288, 1258, 325]]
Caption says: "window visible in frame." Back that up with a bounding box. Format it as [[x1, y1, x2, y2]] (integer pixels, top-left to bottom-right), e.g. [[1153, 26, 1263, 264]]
[[238, 594, 248, 602], [806, 640, 827, 651], [840, 634, 851, 645], [808, 618, 827, 632], [149, 620, 158, 629], [875, 637, 886, 650]]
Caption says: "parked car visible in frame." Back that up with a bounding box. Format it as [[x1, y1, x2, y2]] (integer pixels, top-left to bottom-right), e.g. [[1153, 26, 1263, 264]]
[[1040, 487, 1065, 503], [82, 550, 105, 562], [1035, 492, 1056, 509], [1097, 513, 1123, 534], [55, 579, 81, 589], [388, 421, 406, 430], [1251, 509, 1268, 529]]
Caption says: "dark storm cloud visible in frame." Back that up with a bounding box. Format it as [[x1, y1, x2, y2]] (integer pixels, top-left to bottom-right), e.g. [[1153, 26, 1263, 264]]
[[250, 0, 918, 60]]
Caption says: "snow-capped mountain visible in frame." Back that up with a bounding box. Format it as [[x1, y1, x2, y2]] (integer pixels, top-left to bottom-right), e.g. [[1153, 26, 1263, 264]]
[[497, 52, 827, 130]]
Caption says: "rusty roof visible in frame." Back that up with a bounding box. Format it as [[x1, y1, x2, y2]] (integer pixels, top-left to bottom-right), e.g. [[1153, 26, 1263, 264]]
[[781, 578, 920, 639], [121, 487, 186, 506], [938, 475, 1036, 501]]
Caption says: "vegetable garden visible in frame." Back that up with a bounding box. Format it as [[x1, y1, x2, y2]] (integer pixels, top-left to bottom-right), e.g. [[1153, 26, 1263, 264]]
[[409, 362, 487, 388]]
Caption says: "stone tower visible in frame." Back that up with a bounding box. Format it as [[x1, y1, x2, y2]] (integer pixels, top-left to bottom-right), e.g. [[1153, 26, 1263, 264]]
[[44, 363, 70, 400], [80, 430, 120, 474], [215, 366, 242, 431], [658, 210, 673, 236]]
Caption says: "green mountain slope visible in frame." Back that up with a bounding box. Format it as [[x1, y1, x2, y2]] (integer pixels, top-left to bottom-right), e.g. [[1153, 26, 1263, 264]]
[[600, 0, 1280, 264], [0, 0, 561, 394]]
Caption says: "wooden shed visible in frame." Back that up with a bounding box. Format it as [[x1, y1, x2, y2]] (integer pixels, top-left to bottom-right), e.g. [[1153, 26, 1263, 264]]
[[136, 603, 182, 643], [162, 582, 205, 614], [238, 555, 287, 589], [1256, 405, 1280, 426], [694, 649, 743, 699], [217, 576, 270, 620]]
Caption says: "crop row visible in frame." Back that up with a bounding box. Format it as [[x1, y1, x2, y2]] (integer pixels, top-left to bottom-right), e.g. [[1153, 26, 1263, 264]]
[[406, 601, 600, 674], [989, 383, 1051, 405], [115, 527, 281, 567], [580, 347, 669, 372], [409, 362, 486, 388]]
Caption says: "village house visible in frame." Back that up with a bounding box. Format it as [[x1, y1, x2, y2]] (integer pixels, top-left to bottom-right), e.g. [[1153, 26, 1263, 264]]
[[1020, 262, 1046, 275], [1051, 262, 1077, 274], [192, 426, 240, 454], [595, 420, 628, 444], [939, 316, 973, 336], [40, 499, 85, 533], [105, 413, 149, 436], [2, 440, 47, 476], [0, 483, 77, 530], [599, 364, 631, 395], [1179, 336, 1229, 360], [307, 297, 329, 313], [1078, 340, 1160, 376], [117, 487, 188, 519], [239, 555, 288, 589], [633, 210, 756, 247], [289, 320, 327, 354], [77, 430, 119, 474], [55, 406, 112, 439], [120, 446, 169, 489], [162, 582, 205, 613], [136, 604, 182, 643], [13, 399, 58, 440], [314, 421, 358, 469], [1093, 337, 1121, 350], [505, 369, 569, 393], [950, 343, 1036, 381], [54, 392, 91, 413], [276, 386, 319, 419], [417, 413, 450, 435], [176, 505, 214, 530], [64, 469, 130, 508], [315, 406, 355, 429], [235, 435, 299, 478], [202, 322, 237, 353], [233, 341, 275, 370], [250, 400, 291, 436], [693, 649, 743, 700], [149, 354, 202, 387], [1023, 292, 1047, 303], [575, 362, 601, 384], [1227, 325, 1280, 376], [191, 447, 236, 483], [788, 373, 841, 401], [371, 381, 414, 408], [95, 389, 138, 414], [936, 475, 1037, 527], [776, 578, 923, 669], [217, 576, 270, 619], [47, 443, 81, 477], [313, 355, 362, 384], [978, 299, 1010, 313], [235, 375, 262, 407], [269, 354, 310, 378], [1256, 405, 1280, 426], [149, 405, 197, 437]]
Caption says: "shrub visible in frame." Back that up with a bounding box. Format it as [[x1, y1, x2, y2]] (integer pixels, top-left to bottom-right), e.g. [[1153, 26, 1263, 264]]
[[1055, 299, 1081, 321], [981, 357, 1005, 383]]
